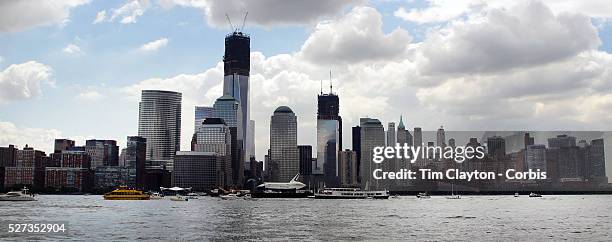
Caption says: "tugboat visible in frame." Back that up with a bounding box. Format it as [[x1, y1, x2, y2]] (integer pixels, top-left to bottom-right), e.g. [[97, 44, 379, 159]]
[[0, 187, 36, 201], [103, 186, 150, 200]]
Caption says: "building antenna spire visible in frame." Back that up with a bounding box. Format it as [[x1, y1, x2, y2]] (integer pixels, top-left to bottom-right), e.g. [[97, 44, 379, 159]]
[[320, 80, 323, 95], [329, 69, 333, 94]]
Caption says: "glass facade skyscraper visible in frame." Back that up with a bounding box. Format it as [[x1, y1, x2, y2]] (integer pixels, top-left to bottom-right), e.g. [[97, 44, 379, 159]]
[[316, 92, 342, 186], [269, 106, 298, 182], [213, 95, 243, 187], [138, 90, 182, 167]]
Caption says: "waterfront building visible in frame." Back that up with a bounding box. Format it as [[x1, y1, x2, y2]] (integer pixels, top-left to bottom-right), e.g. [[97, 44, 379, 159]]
[[0, 144, 17, 167], [125, 136, 146, 189], [138, 90, 182, 169], [193, 117, 232, 187], [85, 139, 119, 168], [352, 126, 361, 182], [173, 151, 224, 191], [339, 149, 358, 187], [548, 134, 576, 148], [4, 145, 47, 190], [93, 166, 136, 191], [269, 106, 299, 182]]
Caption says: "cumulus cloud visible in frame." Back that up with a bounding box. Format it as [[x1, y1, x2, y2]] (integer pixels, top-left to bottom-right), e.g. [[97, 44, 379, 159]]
[[417, 0, 600, 75], [63, 43, 84, 56], [159, 0, 360, 27], [0, 0, 90, 32], [95, 0, 150, 24], [139, 38, 169, 52], [0, 61, 53, 104], [396, 0, 612, 24], [0, 120, 62, 154], [93, 10, 106, 24], [300, 6, 412, 64]]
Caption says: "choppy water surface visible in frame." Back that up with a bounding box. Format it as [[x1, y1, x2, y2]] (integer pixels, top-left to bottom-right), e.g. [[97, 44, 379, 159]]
[[1, 195, 611, 241]]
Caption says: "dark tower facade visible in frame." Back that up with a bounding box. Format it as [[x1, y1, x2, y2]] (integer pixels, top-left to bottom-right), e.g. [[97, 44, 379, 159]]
[[223, 32, 250, 76], [223, 32, 251, 180], [316, 89, 342, 186]]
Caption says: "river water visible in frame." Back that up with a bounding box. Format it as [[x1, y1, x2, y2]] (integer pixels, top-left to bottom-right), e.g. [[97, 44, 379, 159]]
[[1, 195, 611, 241]]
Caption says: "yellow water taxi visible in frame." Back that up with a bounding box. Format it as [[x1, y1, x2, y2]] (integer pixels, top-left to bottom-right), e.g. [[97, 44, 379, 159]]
[[103, 186, 150, 200]]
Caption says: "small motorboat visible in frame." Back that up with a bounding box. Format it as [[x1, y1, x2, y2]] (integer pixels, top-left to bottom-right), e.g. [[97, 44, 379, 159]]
[[529, 192, 542, 198], [186, 193, 199, 199], [220, 194, 240, 200], [416, 192, 430, 199], [150, 192, 164, 200], [169, 195, 188, 201], [514, 192, 520, 197], [0, 187, 36, 201]]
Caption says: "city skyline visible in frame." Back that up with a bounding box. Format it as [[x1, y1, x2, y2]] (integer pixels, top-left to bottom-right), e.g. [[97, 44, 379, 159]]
[[2, 0, 612, 165]]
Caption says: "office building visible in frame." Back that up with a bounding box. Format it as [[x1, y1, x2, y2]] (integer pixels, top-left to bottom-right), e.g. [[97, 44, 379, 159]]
[[173, 151, 224, 191], [138, 90, 182, 167], [317, 89, 342, 186], [360, 118, 385, 189], [352, 126, 361, 182], [54, 139, 75, 153], [213, 95, 243, 187], [269, 106, 299, 182], [125, 136, 146, 189], [193, 118, 232, 187], [85, 139, 119, 168], [526, 145, 547, 172], [194, 106, 214, 131], [339, 149, 358, 187], [93, 167, 135, 191], [387, 122, 396, 146], [298, 145, 313, 176], [487, 136, 506, 159], [413, 127, 422, 147]]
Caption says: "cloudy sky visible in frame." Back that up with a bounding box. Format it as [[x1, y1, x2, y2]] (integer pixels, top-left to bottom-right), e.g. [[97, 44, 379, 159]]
[[2, 0, 612, 162]]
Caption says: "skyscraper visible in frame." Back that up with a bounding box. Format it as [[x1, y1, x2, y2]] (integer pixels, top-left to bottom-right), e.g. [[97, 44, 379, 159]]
[[173, 151, 224, 191], [397, 116, 407, 145], [413, 127, 423, 147], [339, 149, 358, 186], [526, 144, 547, 172], [298, 145, 313, 176], [436, 126, 446, 147], [269, 106, 299, 182], [193, 117, 232, 187], [316, 88, 342, 186], [360, 118, 385, 189], [138, 90, 182, 167], [387, 122, 396, 146], [223, 31, 251, 171], [352, 126, 361, 182], [194, 106, 214, 131], [213, 95, 243, 187], [487, 136, 506, 159], [126, 136, 146, 189]]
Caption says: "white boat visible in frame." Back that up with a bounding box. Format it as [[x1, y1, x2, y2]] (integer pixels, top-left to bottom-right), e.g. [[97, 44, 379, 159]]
[[446, 184, 461, 199], [514, 192, 520, 197], [150, 192, 164, 200], [186, 193, 199, 199], [169, 195, 188, 201], [529, 192, 542, 198], [0, 187, 37, 201], [314, 187, 389, 199], [220, 194, 241, 200], [416, 192, 430, 199]]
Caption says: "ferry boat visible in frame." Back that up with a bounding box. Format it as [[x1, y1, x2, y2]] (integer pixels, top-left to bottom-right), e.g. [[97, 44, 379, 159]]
[[0, 187, 36, 201], [103, 186, 150, 200], [314, 187, 389, 199]]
